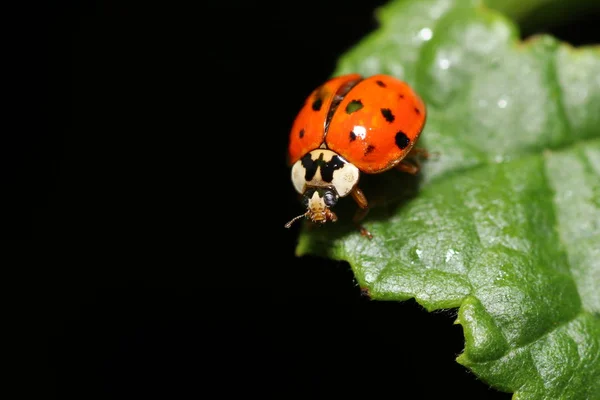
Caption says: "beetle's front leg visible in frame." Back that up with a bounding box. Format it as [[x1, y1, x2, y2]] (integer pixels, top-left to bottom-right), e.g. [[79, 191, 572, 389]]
[[351, 186, 373, 240]]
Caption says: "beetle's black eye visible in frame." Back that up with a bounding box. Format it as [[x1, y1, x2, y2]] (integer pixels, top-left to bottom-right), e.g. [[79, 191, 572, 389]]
[[323, 190, 338, 207], [302, 189, 315, 207], [302, 195, 309, 207]]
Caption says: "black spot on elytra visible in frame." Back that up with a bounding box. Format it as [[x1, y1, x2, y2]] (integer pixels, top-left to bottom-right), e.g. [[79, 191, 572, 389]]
[[375, 80, 386, 87], [345, 100, 363, 114], [381, 108, 395, 123], [414, 107, 421, 115], [312, 98, 323, 111], [301, 152, 345, 183], [349, 131, 356, 142], [395, 131, 410, 149], [399, 94, 405, 99], [299, 129, 305, 139], [364, 145, 375, 155]]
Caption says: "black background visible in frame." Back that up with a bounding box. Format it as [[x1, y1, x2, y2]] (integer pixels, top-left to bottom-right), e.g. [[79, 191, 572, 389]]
[[20, 1, 600, 398]]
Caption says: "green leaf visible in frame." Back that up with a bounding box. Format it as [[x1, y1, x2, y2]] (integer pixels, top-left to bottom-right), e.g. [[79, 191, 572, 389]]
[[294, 0, 600, 398]]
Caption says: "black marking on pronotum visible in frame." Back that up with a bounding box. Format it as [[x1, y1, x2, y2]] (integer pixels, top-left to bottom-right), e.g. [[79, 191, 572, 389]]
[[345, 100, 363, 114], [299, 129, 305, 139], [320, 155, 345, 182], [375, 80, 386, 87], [301, 152, 345, 182], [349, 131, 356, 142], [300, 153, 318, 181], [381, 108, 395, 123], [395, 131, 410, 149], [312, 98, 323, 111], [364, 145, 375, 155]]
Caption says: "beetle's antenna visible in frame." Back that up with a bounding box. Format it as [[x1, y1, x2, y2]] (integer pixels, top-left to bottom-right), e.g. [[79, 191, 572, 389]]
[[284, 212, 309, 228]]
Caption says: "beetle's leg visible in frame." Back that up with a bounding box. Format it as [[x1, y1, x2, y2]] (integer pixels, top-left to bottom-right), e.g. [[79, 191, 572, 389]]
[[351, 186, 373, 239], [395, 147, 430, 175], [395, 161, 420, 175], [408, 147, 430, 159]]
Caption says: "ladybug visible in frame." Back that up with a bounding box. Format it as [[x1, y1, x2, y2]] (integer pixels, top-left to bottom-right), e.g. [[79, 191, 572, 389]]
[[284, 73, 427, 239]]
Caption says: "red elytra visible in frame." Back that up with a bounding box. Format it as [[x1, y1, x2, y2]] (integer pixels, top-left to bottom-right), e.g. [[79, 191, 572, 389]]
[[287, 73, 426, 173]]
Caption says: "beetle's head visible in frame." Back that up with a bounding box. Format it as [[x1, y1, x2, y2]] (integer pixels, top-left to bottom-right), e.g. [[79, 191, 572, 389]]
[[284, 187, 339, 228]]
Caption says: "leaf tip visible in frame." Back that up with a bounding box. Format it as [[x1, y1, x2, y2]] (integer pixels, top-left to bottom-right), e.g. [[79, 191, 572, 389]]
[[458, 296, 509, 363]]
